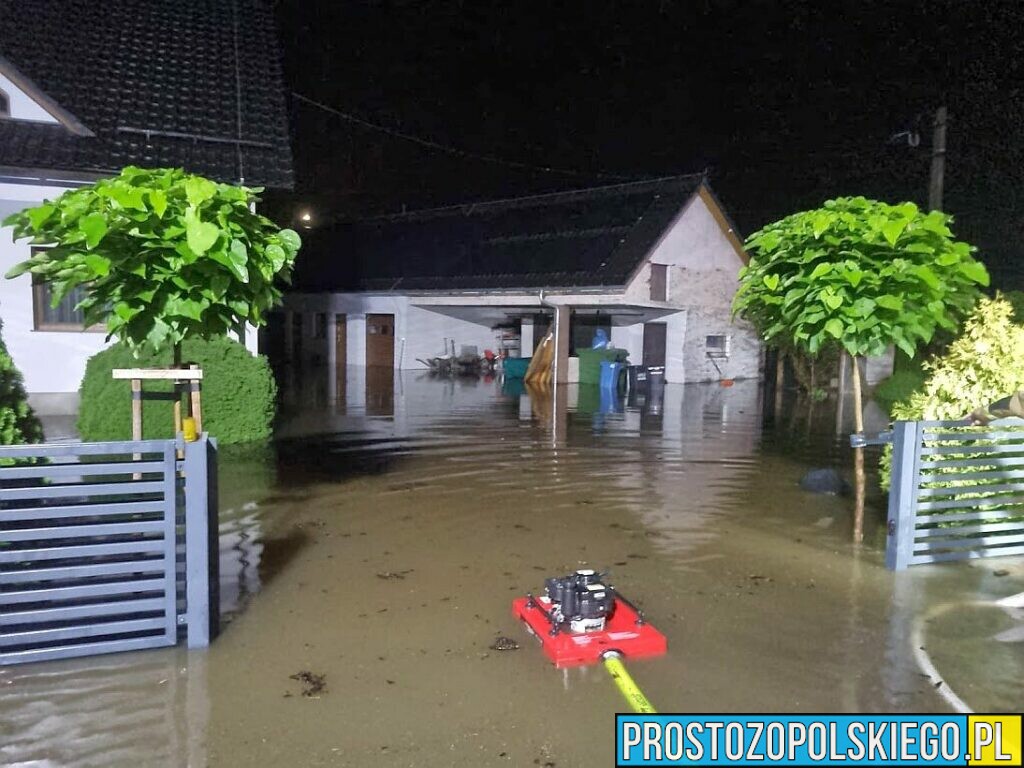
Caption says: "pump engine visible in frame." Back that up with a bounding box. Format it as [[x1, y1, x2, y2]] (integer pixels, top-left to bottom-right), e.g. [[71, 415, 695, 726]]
[[542, 569, 615, 633]]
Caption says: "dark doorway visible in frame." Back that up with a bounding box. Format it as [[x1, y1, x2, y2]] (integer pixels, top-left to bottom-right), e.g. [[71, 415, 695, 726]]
[[365, 313, 395, 368], [262, 311, 287, 366], [570, 313, 612, 355], [643, 322, 667, 366]]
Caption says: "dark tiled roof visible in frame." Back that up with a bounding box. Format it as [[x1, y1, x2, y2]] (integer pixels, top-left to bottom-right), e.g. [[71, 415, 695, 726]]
[[294, 175, 706, 292], [0, 0, 292, 187]]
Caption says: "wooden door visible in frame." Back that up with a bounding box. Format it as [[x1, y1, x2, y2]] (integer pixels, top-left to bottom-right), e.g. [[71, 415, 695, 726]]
[[335, 314, 347, 369], [642, 322, 667, 366], [366, 313, 395, 368]]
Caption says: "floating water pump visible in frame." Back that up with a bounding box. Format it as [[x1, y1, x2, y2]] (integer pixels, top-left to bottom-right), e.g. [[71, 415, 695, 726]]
[[512, 569, 667, 669]]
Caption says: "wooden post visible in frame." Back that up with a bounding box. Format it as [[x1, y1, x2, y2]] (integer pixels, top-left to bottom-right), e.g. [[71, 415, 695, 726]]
[[131, 378, 143, 441], [189, 363, 203, 434], [131, 377, 143, 476]]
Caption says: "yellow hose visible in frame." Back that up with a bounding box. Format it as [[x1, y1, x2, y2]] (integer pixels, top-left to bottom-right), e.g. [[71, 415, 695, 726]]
[[603, 654, 657, 714]]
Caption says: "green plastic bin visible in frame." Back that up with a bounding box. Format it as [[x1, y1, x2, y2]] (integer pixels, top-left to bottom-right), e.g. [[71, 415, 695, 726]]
[[576, 348, 628, 385]]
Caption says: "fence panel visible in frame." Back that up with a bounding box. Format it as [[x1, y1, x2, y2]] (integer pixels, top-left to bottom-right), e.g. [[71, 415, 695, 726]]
[[0, 436, 217, 665], [886, 418, 1024, 569]]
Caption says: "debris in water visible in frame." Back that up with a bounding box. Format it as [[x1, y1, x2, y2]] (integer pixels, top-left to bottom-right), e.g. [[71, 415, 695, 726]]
[[289, 671, 326, 697], [376, 569, 413, 580], [489, 636, 520, 651], [994, 569, 1010, 577]]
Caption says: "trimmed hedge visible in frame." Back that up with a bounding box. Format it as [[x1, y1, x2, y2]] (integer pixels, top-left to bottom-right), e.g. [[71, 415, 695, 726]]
[[78, 336, 277, 444], [0, 319, 43, 453]]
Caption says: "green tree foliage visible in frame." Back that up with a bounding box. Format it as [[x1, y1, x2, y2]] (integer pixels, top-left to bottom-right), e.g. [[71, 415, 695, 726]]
[[892, 296, 1024, 423], [78, 337, 276, 444], [881, 295, 1024, 487], [1003, 290, 1024, 324], [0, 319, 43, 455], [734, 197, 988, 360], [3, 167, 300, 356]]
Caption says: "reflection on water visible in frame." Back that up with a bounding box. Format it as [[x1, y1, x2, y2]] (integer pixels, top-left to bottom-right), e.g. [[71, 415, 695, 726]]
[[2, 371, 1023, 767]]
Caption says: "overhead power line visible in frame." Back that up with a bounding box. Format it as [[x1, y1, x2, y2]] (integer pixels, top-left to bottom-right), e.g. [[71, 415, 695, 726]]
[[291, 91, 637, 181]]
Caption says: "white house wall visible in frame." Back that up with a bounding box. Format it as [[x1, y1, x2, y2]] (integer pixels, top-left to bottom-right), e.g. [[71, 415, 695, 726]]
[[623, 192, 762, 383], [0, 72, 61, 124], [284, 293, 501, 370], [0, 182, 110, 413]]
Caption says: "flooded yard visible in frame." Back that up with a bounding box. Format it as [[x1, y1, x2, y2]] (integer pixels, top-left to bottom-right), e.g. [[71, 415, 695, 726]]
[[3, 375, 1023, 767]]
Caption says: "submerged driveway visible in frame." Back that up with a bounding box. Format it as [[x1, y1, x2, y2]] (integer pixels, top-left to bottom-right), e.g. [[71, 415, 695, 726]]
[[2, 376, 1022, 767]]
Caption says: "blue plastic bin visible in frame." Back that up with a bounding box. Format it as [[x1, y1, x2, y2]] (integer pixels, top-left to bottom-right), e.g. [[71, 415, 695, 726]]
[[599, 360, 625, 391]]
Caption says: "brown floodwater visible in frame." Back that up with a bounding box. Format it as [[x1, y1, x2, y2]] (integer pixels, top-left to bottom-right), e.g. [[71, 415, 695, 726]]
[[3, 374, 1023, 767]]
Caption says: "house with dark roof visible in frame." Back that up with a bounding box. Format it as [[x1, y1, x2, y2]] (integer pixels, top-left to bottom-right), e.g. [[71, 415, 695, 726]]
[[280, 175, 763, 387], [0, 0, 293, 414]]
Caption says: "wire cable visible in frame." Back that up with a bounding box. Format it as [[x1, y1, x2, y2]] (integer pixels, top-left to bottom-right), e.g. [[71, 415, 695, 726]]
[[291, 91, 637, 181]]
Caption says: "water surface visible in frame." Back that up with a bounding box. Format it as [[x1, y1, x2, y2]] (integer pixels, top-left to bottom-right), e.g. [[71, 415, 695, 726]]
[[3, 375, 1022, 767]]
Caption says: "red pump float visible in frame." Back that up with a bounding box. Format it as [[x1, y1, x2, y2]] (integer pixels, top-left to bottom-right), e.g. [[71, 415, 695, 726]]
[[512, 569, 667, 669]]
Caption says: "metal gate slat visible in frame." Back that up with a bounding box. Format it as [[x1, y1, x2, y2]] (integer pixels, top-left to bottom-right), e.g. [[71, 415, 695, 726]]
[[0, 636, 171, 666], [0, 617, 167, 647], [0, 578, 167, 605], [1, 559, 167, 584], [0, 539, 165, 563], [1, 481, 165, 501], [0, 500, 167, 523], [0, 461, 165, 480], [1, 520, 166, 541], [1, 598, 167, 625]]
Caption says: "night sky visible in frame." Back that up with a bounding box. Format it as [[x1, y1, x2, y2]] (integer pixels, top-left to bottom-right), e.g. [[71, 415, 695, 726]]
[[268, 0, 1024, 287]]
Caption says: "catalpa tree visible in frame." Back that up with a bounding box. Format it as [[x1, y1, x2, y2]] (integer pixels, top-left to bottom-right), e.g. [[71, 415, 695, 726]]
[[734, 196, 988, 432]]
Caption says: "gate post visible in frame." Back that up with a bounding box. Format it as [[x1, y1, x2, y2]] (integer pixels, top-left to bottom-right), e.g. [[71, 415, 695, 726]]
[[886, 421, 920, 570], [184, 435, 220, 647]]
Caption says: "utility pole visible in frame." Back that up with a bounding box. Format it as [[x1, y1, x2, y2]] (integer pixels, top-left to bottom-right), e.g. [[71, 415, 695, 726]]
[[928, 106, 947, 212]]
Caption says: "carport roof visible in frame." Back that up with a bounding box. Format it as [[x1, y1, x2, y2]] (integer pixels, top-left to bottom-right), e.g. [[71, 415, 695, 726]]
[[293, 174, 710, 292]]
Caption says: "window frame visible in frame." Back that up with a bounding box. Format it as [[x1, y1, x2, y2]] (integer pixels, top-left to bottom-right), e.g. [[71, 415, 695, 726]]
[[29, 249, 105, 333], [705, 334, 731, 358]]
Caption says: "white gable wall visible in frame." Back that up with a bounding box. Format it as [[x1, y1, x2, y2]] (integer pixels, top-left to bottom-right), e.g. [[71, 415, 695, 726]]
[[622, 192, 762, 383], [0, 72, 61, 123], [0, 182, 112, 412]]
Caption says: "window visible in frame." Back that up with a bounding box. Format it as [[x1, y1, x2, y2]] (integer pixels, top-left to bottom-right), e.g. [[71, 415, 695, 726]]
[[313, 312, 327, 339], [29, 248, 103, 331], [32, 279, 98, 331], [706, 335, 730, 358], [650, 263, 668, 302], [0, 88, 8, 118]]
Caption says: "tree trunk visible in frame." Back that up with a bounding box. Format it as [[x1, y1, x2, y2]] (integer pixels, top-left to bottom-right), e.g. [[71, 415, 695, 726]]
[[774, 350, 784, 419], [851, 355, 865, 543]]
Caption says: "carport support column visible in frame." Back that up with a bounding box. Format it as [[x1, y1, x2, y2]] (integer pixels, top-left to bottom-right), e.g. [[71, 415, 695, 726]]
[[520, 318, 535, 357], [553, 305, 570, 384], [326, 313, 338, 402]]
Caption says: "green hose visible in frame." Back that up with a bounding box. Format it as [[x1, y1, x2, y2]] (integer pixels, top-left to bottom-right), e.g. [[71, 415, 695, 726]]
[[603, 653, 657, 714]]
